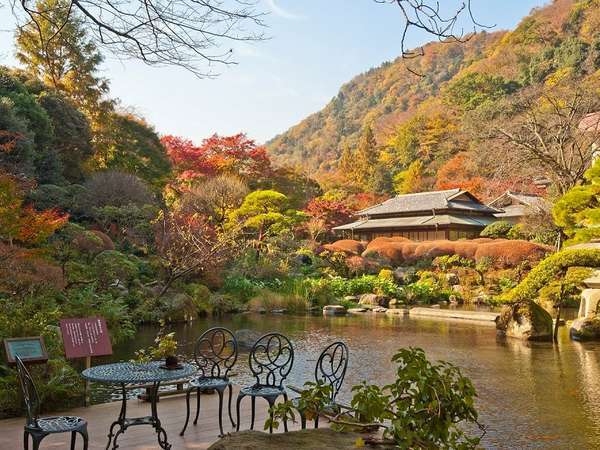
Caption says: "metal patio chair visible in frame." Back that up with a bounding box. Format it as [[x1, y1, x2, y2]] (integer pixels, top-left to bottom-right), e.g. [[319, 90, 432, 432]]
[[235, 332, 294, 434], [292, 341, 349, 429], [180, 327, 238, 437], [16, 356, 89, 450]]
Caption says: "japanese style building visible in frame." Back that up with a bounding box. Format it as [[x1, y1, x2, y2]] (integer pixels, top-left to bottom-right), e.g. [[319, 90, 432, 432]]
[[487, 190, 547, 224], [332, 188, 501, 242]]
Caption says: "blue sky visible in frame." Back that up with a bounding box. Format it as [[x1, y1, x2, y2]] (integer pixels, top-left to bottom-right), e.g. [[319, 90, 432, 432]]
[[0, 0, 548, 143]]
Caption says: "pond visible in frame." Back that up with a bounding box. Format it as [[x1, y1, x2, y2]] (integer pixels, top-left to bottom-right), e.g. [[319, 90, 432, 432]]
[[90, 312, 600, 449]]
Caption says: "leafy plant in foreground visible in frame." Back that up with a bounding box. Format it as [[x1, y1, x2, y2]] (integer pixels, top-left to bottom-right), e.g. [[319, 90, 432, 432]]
[[266, 348, 483, 449]]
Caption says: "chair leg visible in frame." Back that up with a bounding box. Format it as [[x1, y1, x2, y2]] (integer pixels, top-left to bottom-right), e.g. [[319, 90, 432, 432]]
[[80, 428, 89, 450], [23, 431, 29, 450], [193, 388, 201, 425], [250, 396, 256, 430], [235, 393, 245, 432], [282, 392, 289, 433], [217, 387, 225, 437], [71, 431, 76, 450], [227, 384, 235, 428], [180, 388, 192, 436], [31, 434, 44, 450]]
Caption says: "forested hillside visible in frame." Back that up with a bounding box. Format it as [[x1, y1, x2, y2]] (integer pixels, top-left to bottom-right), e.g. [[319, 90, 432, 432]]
[[267, 31, 501, 172], [267, 0, 600, 200]]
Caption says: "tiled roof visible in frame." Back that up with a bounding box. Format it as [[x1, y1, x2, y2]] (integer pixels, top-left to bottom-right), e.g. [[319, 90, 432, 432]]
[[332, 214, 496, 231], [357, 189, 499, 216], [488, 191, 548, 212]]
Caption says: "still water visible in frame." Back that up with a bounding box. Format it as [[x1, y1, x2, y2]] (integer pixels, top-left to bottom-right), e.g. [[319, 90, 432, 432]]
[[91, 313, 600, 449]]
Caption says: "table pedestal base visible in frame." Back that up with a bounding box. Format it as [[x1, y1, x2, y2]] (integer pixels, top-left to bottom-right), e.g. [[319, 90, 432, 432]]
[[106, 383, 171, 450]]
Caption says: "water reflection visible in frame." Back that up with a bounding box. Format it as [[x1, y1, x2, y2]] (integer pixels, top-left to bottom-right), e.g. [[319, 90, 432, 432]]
[[91, 313, 600, 449]]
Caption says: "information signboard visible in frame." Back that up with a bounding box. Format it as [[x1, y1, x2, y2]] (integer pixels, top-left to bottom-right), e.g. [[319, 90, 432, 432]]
[[4, 337, 48, 364], [59, 317, 113, 359]]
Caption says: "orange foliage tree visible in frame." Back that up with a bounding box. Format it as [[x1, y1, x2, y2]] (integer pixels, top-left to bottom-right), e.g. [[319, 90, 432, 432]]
[[0, 174, 67, 246], [435, 153, 486, 197]]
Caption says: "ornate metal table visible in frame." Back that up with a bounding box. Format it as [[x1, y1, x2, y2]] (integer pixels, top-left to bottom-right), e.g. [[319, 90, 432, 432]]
[[82, 361, 196, 450]]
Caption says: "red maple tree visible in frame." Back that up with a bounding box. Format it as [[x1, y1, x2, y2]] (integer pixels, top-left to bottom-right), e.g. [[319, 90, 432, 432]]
[[161, 133, 272, 186]]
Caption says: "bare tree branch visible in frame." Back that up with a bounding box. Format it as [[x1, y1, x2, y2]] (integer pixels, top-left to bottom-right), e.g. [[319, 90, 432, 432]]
[[376, 0, 493, 75], [486, 88, 600, 195], [11, 0, 267, 77]]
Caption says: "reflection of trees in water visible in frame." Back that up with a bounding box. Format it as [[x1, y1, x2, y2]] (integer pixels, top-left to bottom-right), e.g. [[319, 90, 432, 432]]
[[571, 339, 600, 442], [497, 329, 600, 448]]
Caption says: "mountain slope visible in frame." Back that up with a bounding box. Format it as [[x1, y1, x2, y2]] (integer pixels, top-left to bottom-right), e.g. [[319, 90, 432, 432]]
[[266, 0, 594, 179], [267, 31, 501, 173]]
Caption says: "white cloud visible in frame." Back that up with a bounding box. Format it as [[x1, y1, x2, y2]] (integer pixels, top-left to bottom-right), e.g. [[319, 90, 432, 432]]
[[265, 0, 305, 20]]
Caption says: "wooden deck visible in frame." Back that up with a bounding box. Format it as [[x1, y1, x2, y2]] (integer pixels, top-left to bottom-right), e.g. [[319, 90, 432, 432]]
[[0, 386, 299, 449]]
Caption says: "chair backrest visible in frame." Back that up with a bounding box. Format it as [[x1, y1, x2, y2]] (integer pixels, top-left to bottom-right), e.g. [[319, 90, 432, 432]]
[[314, 341, 349, 403], [194, 327, 238, 379], [15, 356, 40, 428], [248, 333, 294, 387]]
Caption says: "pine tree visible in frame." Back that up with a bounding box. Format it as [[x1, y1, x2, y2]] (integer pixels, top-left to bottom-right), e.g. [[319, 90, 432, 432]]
[[338, 142, 354, 176], [355, 124, 378, 188]]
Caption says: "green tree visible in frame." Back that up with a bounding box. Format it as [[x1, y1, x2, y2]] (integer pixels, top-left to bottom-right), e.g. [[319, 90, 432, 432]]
[[15, 0, 111, 120], [553, 159, 600, 245], [0, 68, 62, 182], [230, 190, 307, 244], [92, 114, 172, 186], [38, 93, 93, 182], [368, 163, 393, 194], [444, 72, 519, 111], [0, 97, 36, 177]]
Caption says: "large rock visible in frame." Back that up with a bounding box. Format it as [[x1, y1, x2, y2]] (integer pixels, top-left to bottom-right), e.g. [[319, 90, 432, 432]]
[[570, 317, 600, 340], [160, 292, 198, 322], [393, 267, 415, 284], [208, 429, 395, 450], [235, 329, 263, 349], [323, 305, 346, 316], [358, 293, 389, 308], [445, 272, 459, 285], [347, 307, 368, 314], [496, 301, 553, 341]]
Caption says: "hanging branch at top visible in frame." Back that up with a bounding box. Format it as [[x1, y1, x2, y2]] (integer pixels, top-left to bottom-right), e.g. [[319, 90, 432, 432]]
[[11, 0, 267, 78], [377, 0, 494, 74]]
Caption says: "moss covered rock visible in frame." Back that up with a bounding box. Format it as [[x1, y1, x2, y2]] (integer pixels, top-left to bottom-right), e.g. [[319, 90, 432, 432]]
[[496, 301, 553, 341], [161, 292, 198, 322], [570, 317, 600, 340]]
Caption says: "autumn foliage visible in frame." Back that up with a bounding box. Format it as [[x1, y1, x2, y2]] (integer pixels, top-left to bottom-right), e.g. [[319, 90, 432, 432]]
[[435, 153, 486, 198], [162, 133, 272, 186], [0, 174, 68, 245]]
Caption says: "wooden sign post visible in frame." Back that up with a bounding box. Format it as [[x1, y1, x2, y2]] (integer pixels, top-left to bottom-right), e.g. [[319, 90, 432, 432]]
[[59, 317, 113, 406]]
